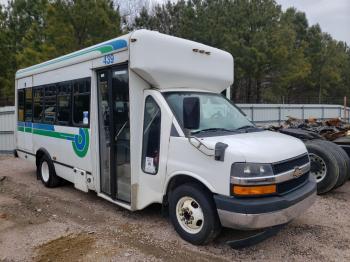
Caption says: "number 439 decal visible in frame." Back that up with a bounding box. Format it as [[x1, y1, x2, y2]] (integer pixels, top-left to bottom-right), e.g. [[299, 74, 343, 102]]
[[103, 54, 115, 65]]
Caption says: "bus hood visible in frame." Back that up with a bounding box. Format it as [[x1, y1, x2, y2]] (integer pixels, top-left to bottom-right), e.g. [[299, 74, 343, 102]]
[[200, 130, 307, 163]]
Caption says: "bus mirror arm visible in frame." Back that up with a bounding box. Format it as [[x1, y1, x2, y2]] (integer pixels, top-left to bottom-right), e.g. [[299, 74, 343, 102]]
[[187, 135, 214, 157]]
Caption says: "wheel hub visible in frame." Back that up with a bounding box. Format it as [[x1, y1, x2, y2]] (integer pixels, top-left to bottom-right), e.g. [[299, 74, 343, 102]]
[[41, 161, 50, 183], [309, 153, 327, 183], [176, 197, 204, 234]]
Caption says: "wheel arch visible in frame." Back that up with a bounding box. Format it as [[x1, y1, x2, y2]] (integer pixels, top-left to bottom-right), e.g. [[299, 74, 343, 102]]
[[35, 148, 52, 168], [163, 172, 216, 205]]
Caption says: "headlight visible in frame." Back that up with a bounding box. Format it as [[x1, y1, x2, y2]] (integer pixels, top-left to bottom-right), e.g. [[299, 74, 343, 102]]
[[231, 163, 276, 196], [231, 163, 274, 178]]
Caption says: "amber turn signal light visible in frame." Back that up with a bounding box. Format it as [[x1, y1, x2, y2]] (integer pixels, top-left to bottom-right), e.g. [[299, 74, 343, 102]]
[[233, 184, 276, 196]]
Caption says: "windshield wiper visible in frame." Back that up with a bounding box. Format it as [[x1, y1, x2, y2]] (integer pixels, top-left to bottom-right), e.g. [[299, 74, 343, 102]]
[[236, 125, 255, 130], [191, 128, 235, 135]]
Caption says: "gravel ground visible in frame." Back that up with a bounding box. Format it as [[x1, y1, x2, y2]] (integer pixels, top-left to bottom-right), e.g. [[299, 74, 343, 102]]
[[1, 155, 350, 261]]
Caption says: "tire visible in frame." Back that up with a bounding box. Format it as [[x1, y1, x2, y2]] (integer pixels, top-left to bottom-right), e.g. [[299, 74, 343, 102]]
[[38, 155, 61, 188], [305, 140, 339, 194], [169, 183, 221, 245], [313, 140, 349, 188]]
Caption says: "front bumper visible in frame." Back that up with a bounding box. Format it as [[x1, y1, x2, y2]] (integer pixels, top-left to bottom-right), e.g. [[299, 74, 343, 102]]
[[214, 178, 317, 229]]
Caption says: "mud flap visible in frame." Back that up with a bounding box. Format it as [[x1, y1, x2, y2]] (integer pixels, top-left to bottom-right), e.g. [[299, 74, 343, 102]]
[[226, 224, 286, 249]]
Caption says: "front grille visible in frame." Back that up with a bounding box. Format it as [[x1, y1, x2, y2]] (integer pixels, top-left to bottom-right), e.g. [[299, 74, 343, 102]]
[[277, 172, 309, 195], [272, 154, 309, 174]]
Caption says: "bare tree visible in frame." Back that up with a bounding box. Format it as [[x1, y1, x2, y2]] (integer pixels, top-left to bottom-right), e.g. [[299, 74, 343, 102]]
[[114, 0, 158, 29]]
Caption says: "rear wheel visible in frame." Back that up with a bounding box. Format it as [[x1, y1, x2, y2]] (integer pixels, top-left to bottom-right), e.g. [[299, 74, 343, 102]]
[[38, 155, 61, 188], [305, 140, 339, 194], [313, 140, 349, 188], [169, 183, 221, 245]]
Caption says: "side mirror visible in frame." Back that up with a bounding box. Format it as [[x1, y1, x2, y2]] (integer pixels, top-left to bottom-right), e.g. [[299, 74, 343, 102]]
[[183, 97, 200, 131]]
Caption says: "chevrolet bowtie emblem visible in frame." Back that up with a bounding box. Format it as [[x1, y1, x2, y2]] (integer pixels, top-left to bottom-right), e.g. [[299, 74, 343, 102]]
[[293, 167, 303, 178]]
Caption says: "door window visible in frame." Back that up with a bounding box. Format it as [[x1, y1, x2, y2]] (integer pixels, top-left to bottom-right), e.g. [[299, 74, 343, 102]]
[[98, 66, 131, 202], [112, 69, 131, 202], [25, 88, 32, 122], [57, 83, 72, 125], [73, 79, 90, 126], [33, 87, 44, 122], [44, 85, 56, 123], [98, 71, 111, 195], [17, 89, 25, 121], [142, 96, 161, 175]]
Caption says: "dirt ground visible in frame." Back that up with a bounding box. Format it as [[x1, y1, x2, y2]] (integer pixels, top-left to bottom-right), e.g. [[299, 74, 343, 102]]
[[1, 155, 350, 262]]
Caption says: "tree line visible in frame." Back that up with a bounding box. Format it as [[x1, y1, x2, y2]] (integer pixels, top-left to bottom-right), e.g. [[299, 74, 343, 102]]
[[0, 0, 349, 105]]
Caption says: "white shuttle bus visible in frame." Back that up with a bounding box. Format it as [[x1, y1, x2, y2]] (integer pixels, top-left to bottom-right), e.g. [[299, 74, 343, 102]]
[[15, 30, 316, 245]]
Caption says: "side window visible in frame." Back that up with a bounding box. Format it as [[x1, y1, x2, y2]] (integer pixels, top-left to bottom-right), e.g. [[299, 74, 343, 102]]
[[17, 89, 25, 121], [57, 83, 71, 125], [43, 85, 56, 123], [33, 87, 44, 122], [25, 88, 32, 122], [73, 79, 90, 126], [142, 96, 161, 175]]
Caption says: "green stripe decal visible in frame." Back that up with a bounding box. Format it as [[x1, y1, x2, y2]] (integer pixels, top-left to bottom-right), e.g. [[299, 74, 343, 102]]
[[16, 39, 127, 77], [17, 123, 89, 158]]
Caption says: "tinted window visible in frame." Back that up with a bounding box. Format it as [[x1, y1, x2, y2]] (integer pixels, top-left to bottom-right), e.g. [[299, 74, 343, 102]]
[[24, 88, 32, 121], [17, 89, 25, 121], [73, 79, 90, 126], [142, 96, 161, 175], [57, 83, 71, 124], [33, 87, 44, 122], [43, 85, 56, 123]]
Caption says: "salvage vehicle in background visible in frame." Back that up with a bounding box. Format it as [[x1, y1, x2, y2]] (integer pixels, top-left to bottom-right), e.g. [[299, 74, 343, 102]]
[[268, 117, 350, 194]]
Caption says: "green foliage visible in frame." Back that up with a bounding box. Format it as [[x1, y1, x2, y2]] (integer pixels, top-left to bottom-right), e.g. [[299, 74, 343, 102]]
[[0, 0, 122, 103], [133, 0, 350, 103], [0, 0, 349, 105]]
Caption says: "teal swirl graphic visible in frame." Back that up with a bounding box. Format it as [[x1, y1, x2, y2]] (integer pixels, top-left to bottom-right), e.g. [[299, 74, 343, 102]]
[[72, 128, 90, 158]]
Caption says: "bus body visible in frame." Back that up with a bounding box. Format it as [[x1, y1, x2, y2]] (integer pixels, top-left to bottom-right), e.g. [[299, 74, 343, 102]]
[[15, 30, 316, 244]]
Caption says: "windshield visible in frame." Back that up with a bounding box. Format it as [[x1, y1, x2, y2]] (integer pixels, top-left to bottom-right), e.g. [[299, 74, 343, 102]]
[[163, 92, 254, 134]]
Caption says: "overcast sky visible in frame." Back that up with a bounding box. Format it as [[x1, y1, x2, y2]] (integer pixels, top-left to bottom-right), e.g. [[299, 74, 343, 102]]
[[0, 0, 348, 43], [275, 0, 350, 44]]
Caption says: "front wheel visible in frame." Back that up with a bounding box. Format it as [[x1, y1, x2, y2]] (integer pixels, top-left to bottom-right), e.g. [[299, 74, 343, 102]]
[[169, 183, 221, 245]]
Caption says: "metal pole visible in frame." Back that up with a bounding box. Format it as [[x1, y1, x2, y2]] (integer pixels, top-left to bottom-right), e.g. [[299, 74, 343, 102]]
[[344, 96, 347, 122], [321, 106, 325, 120], [278, 106, 281, 125], [302, 106, 305, 120]]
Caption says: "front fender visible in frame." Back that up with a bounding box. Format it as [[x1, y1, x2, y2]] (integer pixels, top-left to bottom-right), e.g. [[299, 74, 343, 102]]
[[163, 171, 216, 195]]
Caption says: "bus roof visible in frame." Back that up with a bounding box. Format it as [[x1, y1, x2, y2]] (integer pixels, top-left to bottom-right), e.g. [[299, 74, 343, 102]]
[[16, 30, 233, 93], [129, 30, 233, 92], [15, 33, 131, 79]]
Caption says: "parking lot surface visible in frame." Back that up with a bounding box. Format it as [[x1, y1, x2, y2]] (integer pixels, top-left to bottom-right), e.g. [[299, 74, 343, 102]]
[[1, 156, 350, 261]]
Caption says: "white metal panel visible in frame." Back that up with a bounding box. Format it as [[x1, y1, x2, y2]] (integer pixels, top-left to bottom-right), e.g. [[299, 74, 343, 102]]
[[237, 104, 349, 124], [17, 77, 33, 89], [33, 60, 92, 86], [0, 133, 14, 152], [0, 106, 15, 152], [91, 49, 129, 69], [130, 30, 233, 92], [304, 108, 322, 119]]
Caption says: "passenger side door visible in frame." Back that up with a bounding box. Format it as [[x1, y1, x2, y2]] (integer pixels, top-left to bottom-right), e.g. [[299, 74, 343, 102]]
[[137, 90, 172, 206]]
